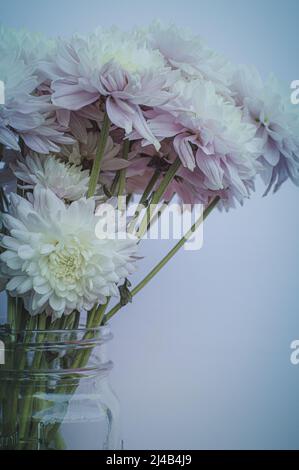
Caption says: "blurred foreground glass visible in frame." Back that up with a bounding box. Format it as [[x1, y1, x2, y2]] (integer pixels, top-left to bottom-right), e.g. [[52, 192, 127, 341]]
[[0, 324, 120, 450]]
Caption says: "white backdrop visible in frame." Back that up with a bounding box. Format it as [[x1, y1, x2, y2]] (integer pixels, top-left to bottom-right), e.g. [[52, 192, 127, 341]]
[[1, 0, 299, 449]]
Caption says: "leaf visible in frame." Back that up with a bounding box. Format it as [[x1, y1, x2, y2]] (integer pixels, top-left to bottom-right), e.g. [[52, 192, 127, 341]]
[[118, 279, 133, 307]]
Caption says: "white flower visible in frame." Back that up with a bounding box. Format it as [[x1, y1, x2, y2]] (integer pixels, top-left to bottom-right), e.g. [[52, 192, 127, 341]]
[[40, 27, 178, 150], [56, 104, 104, 146], [0, 186, 138, 318], [11, 154, 90, 201], [0, 31, 74, 153], [135, 79, 262, 205], [0, 25, 56, 67], [43, 27, 167, 85], [142, 21, 234, 96], [232, 66, 299, 193]]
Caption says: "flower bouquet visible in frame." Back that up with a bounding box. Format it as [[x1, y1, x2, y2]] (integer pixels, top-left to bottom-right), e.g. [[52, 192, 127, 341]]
[[0, 22, 298, 450]]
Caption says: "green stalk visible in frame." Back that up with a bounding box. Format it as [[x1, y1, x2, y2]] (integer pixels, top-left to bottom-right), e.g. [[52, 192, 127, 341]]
[[139, 170, 161, 206], [8, 309, 34, 439], [86, 304, 97, 327], [70, 300, 110, 373], [110, 139, 130, 198], [18, 313, 47, 446], [1, 297, 19, 441], [94, 300, 110, 326], [127, 169, 160, 234], [137, 158, 181, 238], [7, 296, 17, 330], [117, 139, 130, 212], [110, 173, 120, 196], [126, 193, 133, 205], [26, 312, 79, 449], [88, 140, 130, 322], [0, 187, 9, 213], [104, 196, 220, 322], [87, 113, 110, 198], [2, 311, 37, 450], [118, 140, 130, 196], [21, 312, 80, 449]]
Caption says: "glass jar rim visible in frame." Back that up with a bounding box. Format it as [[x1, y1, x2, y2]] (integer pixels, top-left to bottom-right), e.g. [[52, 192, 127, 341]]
[[0, 323, 110, 334], [0, 323, 112, 345], [0, 323, 113, 378]]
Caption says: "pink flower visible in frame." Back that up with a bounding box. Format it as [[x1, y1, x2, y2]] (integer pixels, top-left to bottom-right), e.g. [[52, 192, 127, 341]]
[[65, 131, 130, 173], [56, 104, 103, 145], [232, 66, 299, 194], [130, 79, 262, 207], [0, 60, 74, 153], [40, 30, 178, 150], [143, 21, 234, 97]]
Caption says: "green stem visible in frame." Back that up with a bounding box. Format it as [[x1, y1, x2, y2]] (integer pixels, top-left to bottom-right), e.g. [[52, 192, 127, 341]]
[[110, 139, 130, 198], [87, 113, 110, 198], [127, 169, 160, 234], [126, 193, 133, 205], [139, 170, 161, 206], [104, 196, 220, 322], [110, 173, 120, 196], [148, 197, 172, 229], [118, 140, 130, 196], [19, 314, 47, 445], [117, 139, 130, 212], [0, 187, 9, 213], [88, 141, 130, 324], [94, 299, 110, 326], [86, 304, 98, 328], [137, 158, 181, 238], [7, 296, 17, 330]]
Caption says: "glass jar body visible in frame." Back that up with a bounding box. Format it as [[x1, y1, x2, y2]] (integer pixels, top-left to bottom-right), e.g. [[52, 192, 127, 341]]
[[0, 324, 120, 450]]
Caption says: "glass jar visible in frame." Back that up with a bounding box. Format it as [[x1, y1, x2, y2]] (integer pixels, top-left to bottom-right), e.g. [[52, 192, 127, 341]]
[[0, 323, 120, 450]]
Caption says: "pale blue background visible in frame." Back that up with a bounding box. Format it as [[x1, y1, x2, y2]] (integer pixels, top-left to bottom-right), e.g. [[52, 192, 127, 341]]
[[1, 0, 299, 450]]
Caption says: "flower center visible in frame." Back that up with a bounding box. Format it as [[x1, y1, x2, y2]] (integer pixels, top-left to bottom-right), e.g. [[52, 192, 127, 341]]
[[99, 43, 165, 74], [48, 243, 83, 282]]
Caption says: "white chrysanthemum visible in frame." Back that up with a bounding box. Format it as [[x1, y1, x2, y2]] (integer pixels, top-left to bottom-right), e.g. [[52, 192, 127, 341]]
[[140, 79, 261, 205], [0, 25, 55, 63], [140, 21, 234, 96], [89, 27, 166, 74], [41, 27, 178, 150], [0, 53, 38, 149], [44, 28, 166, 81], [232, 66, 299, 193], [11, 154, 90, 201], [0, 186, 138, 318], [0, 29, 73, 153]]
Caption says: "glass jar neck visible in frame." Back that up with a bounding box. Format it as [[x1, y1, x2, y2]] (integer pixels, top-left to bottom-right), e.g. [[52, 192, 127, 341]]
[[0, 324, 113, 381]]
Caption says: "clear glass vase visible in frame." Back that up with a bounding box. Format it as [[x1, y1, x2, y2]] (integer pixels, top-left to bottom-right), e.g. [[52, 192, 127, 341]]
[[0, 323, 120, 450]]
